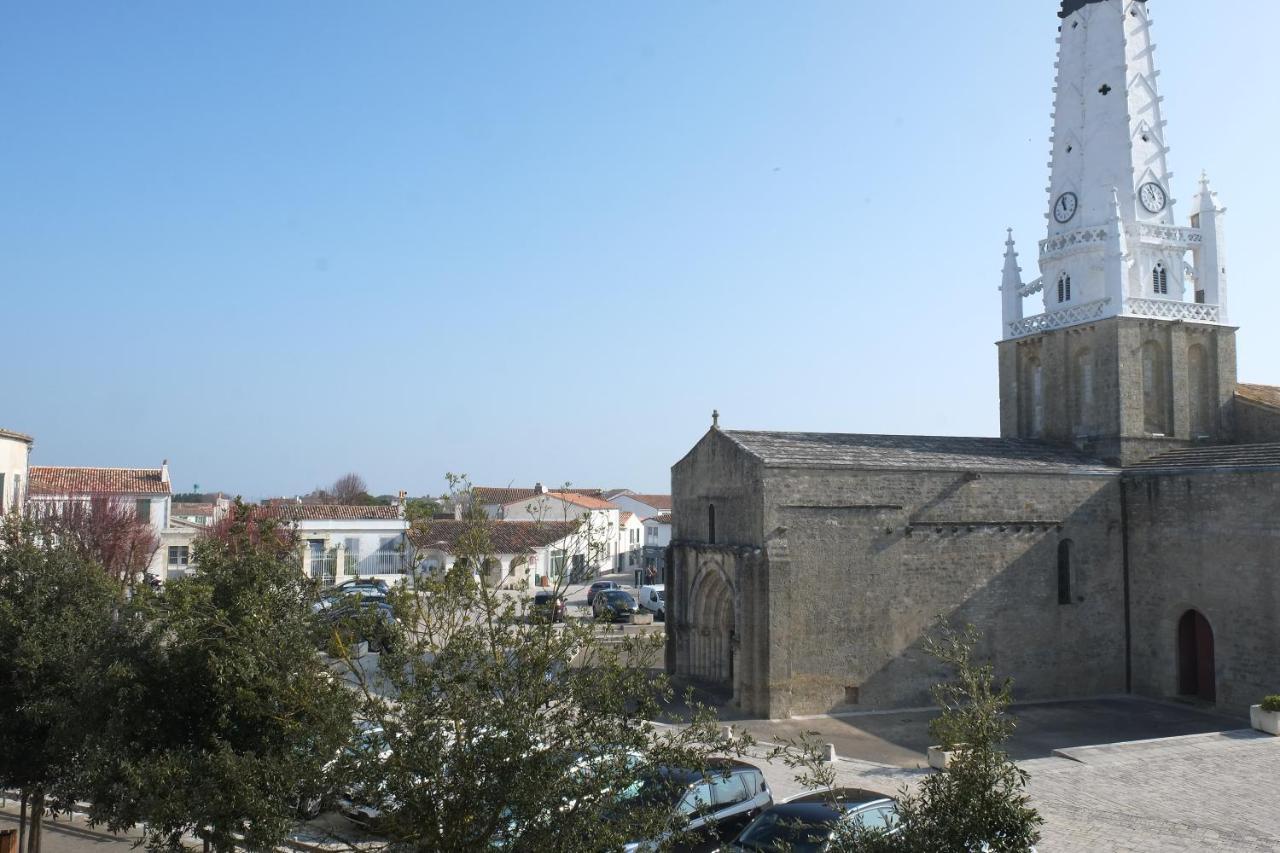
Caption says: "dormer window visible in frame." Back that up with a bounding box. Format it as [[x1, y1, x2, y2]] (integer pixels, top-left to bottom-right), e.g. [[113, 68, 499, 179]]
[[1153, 263, 1169, 295], [1057, 273, 1072, 303]]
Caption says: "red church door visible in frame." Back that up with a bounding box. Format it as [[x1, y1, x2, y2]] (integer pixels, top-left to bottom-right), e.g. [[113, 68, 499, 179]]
[[1177, 610, 1216, 703]]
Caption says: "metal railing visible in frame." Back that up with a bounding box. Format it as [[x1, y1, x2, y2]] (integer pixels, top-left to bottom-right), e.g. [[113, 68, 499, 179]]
[[344, 552, 409, 576]]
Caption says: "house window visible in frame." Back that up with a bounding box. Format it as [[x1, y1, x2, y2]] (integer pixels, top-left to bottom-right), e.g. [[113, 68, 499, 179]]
[[708, 504, 717, 544], [1057, 273, 1072, 303], [1057, 540, 1073, 605], [136, 499, 151, 524], [550, 549, 567, 578], [1153, 263, 1169, 295], [0, 473, 5, 513], [168, 546, 190, 568]]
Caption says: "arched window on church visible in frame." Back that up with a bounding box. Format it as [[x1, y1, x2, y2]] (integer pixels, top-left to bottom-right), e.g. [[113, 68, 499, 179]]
[[1142, 340, 1170, 435], [1022, 356, 1045, 438], [1072, 348, 1094, 435], [1057, 540, 1073, 605], [1057, 273, 1072, 303], [1188, 344, 1213, 437], [708, 503, 717, 545], [1153, 262, 1169, 295]]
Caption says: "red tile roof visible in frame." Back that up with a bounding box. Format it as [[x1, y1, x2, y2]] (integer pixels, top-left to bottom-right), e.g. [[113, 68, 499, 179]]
[[545, 491, 618, 511], [475, 486, 607, 506], [473, 487, 540, 506], [631, 494, 673, 511], [649, 513, 673, 525], [254, 504, 403, 522], [172, 502, 216, 516], [1237, 383, 1280, 411], [28, 466, 171, 496], [618, 511, 635, 526], [410, 519, 581, 554]]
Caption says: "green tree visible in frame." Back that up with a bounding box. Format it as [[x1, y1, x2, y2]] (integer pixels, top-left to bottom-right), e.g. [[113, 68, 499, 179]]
[[86, 503, 357, 853], [403, 496, 441, 522], [831, 623, 1043, 852], [0, 515, 123, 853], [332, 476, 750, 852]]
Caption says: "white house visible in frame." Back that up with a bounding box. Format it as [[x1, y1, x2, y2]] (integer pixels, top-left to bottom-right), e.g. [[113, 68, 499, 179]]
[[253, 502, 412, 587], [492, 490, 619, 577], [410, 519, 586, 590], [606, 492, 672, 521], [617, 511, 645, 571], [0, 428, 33, 516], [642, 512, 672, 573], [26, 462, 175, 575]]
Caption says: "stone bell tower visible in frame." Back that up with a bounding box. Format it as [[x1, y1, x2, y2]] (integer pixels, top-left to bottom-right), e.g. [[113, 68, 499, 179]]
[[997, 0, 1236, 466]]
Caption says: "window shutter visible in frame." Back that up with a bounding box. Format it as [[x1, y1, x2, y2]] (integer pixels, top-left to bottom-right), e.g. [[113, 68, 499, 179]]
[[0, 473, 6, 513], [136, 499, 151, 523]]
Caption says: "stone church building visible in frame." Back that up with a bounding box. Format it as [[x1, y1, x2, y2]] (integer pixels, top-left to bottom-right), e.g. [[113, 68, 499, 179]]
[[668, 0, 1280, 719]]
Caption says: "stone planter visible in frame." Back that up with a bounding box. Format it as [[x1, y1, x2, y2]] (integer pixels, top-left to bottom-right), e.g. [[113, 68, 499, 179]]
[[1250, 705, 1280, 735], [927, 745, 966, 771], [630, 612, 654, 626]]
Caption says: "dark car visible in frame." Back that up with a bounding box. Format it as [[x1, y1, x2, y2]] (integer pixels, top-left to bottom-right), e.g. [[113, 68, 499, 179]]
[[593, 589, 638, 622], [723, 787, 898, 852], [530, 591, 567, 623], [319, 599, 397, 653], [613, 759, 772, 852], [586, 580, 622, 606], [333, 577, 392, 595]]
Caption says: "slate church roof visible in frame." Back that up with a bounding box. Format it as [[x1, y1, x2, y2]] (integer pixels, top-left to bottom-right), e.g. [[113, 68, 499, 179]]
[[722, 431, 1115, 475], [1236, 383, 1280, 411], [1126, 443, 1280, 473]]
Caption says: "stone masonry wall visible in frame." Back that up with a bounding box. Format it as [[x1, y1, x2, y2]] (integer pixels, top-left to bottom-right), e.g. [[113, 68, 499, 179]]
[[999, 317, 1237, 466], [759, 466, 1128, 716], [1126, 469, 1280, 714]]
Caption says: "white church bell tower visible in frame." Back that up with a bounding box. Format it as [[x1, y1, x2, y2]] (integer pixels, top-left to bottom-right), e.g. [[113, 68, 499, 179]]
[[1000, 0, 1229, 339], [998, 0, 1238, 466]]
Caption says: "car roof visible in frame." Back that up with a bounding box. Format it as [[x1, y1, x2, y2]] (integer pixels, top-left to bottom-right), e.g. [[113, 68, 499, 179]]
[[601, 588, 634, 597], [658, 758, 762, 783], [785, 788, 895, 808]]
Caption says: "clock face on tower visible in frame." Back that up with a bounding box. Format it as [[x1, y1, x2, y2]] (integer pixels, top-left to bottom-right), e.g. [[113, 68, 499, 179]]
[[1053, 192, 1078, 224], [1139, 182, 1168, 213]]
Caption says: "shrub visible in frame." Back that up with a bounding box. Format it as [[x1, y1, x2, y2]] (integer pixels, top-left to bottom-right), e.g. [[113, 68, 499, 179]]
[[1260, 695, 1280, 713]]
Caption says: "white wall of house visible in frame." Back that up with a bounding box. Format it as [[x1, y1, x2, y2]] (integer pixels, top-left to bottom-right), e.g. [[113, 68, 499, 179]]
[[0, 433, 32, 516], [608, 494, 668, 520], [413, 531, 595, 592], [498, 496, 619, 575], [295, 518, 412, 585], [643, 518, 672, 550], [617, 514, 645, 570]]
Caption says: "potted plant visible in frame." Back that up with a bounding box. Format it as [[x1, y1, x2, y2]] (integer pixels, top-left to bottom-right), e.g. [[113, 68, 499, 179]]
[[1250, 695, 1280, 736]]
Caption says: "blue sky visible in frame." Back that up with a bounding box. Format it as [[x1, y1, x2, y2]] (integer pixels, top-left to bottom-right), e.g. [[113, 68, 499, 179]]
[[3, 1, 1276, 498]]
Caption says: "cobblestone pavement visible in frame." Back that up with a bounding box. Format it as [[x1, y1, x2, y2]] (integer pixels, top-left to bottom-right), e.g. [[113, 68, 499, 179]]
[[742, 729, 1280, 852]]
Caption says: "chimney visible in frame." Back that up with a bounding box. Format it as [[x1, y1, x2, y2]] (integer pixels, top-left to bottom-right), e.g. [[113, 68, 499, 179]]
[[397, 490, 408, 519], [454, 502, 463, 521], [161, 459, 170, 484], [534, 482, 545, 495]]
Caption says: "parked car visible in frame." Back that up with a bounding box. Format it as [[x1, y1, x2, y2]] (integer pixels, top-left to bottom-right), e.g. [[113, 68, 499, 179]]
[[318, 599, 397, 653], [313, 582, 388, 613], [587, 580, 622, 606], [637, 584, 665, 620], [530, 591, 567, 623], [613, 759, 772, 852], [722, 787, 898, 851], [593, 589, 638, 622], [333, 577, 392, 595]]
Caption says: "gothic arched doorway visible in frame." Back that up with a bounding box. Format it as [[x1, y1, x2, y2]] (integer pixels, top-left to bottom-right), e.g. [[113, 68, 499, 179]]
[[1177, 609, 1216, 702], [690, 566, 735, 686]]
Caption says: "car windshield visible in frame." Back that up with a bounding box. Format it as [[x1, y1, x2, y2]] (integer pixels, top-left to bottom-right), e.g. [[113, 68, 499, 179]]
[[734, 808, 837, 852], [654, 590, 664, 601], [603, 591, 635, 604]]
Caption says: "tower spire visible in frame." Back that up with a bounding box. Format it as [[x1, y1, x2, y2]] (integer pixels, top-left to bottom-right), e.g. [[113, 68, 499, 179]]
[[1001, 229, 1024, 336]]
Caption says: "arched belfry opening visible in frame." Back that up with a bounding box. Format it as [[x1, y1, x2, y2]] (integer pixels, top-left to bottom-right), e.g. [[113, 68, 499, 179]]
[[689, 564, 735, 687], [1177, 609, 1216, 703]]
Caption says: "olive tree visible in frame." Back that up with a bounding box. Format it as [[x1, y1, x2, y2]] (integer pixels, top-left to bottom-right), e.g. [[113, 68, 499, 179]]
[[0, 515, 123, 853], [85, 503, 357, 853]]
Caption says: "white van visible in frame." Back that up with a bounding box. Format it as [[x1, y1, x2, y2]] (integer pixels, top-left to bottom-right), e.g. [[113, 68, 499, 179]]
[[637, 584, 665, 620]]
